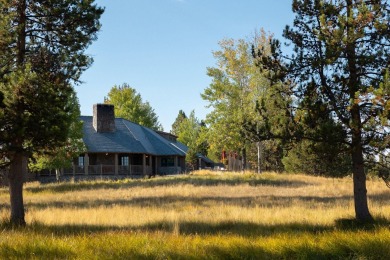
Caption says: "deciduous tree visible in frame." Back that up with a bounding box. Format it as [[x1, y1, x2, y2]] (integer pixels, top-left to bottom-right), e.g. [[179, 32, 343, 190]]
[[104, 84, 163, 131], [202, 30, 287, 171]]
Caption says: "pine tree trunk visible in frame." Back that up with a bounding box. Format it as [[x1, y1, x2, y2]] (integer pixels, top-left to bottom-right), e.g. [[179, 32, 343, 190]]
[[8, 153, 26, 226], [345, 0, 373, 223], [350, 102, 373, 222], [351, 146, 373, 222]]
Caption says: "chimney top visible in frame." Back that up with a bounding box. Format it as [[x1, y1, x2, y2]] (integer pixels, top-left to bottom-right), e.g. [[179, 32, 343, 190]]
[[93, 104, 116, 133]]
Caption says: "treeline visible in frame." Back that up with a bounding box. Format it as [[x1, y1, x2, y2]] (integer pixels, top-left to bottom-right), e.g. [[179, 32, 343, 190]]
[[172, 30, 352, 178], [173, 0, 390, 223]]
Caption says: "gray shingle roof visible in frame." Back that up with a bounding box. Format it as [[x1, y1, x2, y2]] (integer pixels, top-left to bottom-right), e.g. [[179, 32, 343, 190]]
[[80, 116, 186, 156]]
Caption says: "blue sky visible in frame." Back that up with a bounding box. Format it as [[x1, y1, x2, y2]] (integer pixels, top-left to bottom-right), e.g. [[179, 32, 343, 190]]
[[77, 0, 295, 131]]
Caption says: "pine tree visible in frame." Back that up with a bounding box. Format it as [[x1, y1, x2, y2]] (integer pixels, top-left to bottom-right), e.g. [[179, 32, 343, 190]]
[[175, 111, 208, 169], [255, 0, 390, 222], [171, 110, 187, 136], [0, 0, 103, 225], [29, 92, 86, 180]]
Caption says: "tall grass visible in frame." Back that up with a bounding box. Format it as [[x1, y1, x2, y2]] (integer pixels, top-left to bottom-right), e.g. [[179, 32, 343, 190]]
[[0, 227, 389, 259], [0, 171, 389, 259]]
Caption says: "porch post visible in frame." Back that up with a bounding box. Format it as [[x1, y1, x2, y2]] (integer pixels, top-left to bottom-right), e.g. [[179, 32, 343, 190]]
[[129, 154, 132, 175], [84, 154, 89, 175], [175, 156, 180, 174], [155, 156, 158, 175], [149, 156, 152, 175], [142, 154, 146, 176], [114, 153, 118, 175]]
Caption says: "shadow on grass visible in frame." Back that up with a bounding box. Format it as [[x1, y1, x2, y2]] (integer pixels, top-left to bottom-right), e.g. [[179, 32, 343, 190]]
[[335, 216, 390, 230], [0, 221, 318, 260], [0, 242, 76, 260], [25, 194, 357, 210], [1, 219, 389, 260], [0, 220, 332, 237], [1, 217, 389, 237], [26, 174, 308, 194]]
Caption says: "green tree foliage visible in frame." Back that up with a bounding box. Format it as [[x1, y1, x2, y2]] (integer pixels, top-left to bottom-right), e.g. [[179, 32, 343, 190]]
[[176, 111, 199, 147], [242, 74, 292, 173], [202, 30, 286, 171], [249, 140, 284, 173], [254, 0, 390, 222], [175, 111, 208, 169], [171, 110, 187, 136], [0, 91, 4, 107], [0, 0, 103, 225], [29, 93, 86, 179], [202, 37, 253, 162], [104, 84, 163, 131], [282, 90, 352, 177], [282, 139, 351, 177]]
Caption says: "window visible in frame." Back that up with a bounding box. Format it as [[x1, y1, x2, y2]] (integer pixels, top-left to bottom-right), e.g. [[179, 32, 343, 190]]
[[161, 157, 174, 167], [121, 156, 129, 166], [78, 156, 84, 167]]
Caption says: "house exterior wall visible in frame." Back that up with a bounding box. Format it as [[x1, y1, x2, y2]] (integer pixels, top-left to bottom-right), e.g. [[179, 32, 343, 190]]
[[93, 153, 115, 165], [157, 155, 185, 174], [43, 153, 186, 179], [64, 152, 159, 176]]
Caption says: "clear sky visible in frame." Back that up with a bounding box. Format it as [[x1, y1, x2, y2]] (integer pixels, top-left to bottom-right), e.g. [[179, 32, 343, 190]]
[[76, 0, 295, 131]]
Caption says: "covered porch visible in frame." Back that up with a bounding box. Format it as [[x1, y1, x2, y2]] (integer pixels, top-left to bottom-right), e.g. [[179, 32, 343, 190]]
[[62, 153, 185, 176]]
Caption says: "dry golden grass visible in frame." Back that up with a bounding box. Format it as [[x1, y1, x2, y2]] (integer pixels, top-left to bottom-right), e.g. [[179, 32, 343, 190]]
[[0, 171, 388, 228], [0, 171, 389, 259]]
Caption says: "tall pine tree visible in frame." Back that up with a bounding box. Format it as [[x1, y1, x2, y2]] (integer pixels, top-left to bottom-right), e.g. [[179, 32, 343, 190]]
[[0, 0, 103, 225], [171, 110, 187, 136], [255, 0, 390, 222]]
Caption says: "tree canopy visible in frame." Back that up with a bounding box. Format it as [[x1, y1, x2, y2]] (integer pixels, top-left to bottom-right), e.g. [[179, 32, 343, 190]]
[[104, 84, 163, 131], [0, 0, 103, 225], [254, 0, 390, 222], [202, 30, 289, 171], [174, 110, 208, 169], [171, 110, 187, 136], [29, 92, 86, 177]]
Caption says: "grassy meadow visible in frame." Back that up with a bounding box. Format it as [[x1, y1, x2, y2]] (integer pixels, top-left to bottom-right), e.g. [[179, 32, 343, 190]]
[[0, 171, 389, 259]]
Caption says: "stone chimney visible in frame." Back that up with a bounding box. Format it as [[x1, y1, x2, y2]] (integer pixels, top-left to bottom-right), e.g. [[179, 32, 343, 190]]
[[93, 104, 116, 132]]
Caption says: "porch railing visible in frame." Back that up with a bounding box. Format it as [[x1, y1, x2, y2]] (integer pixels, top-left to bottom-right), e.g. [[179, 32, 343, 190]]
[[62, 165, 152, 176]]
